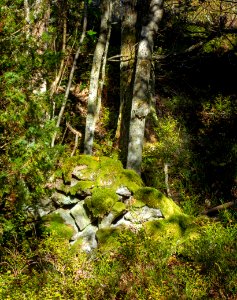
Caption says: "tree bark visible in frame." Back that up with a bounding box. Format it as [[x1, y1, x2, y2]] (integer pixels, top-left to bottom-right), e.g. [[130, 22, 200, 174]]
[[116, 0, 138, 165], [84, 0, 112, 154], [126, 0, 164, 174], [51, 0, 88, 147]]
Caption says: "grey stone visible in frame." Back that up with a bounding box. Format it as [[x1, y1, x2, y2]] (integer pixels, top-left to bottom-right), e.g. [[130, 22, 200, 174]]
[[116, 186, 131, 197], [124, 206, 163, 223], [38, 207, 51, 217], [111, 216, 132, 227], [54, 178, 64, 190], [99, 212, 116, 229], [51, 192, 79, 206], [54, 208, 78, 234], [70, 178, 79, 187], [39, 197, 52, 207], [70, 201, 91, 231], [111, 216, 142, 232], [71, 225, 98, 253]]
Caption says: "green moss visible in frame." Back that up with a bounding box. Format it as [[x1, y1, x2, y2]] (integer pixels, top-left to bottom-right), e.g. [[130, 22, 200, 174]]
[[145, 219, 183, 241], [59, 155, 100, 183], [69, 181, 94, 195], [96, 157, 124, 187], [96, 227, 127, 251], [85, 187, 118, 218], [130, 199, 146, 208], [144, 213, 197, 244], [43, 213, 74, 240], [117, 169, 144, 193], [112, 201, 126, 216], [134, 187, 182, 218]]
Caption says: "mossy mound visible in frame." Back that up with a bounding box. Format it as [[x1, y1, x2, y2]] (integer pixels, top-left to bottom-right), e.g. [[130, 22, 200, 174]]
[[55, 155, 143, 192], [85, 187, 119, 218]]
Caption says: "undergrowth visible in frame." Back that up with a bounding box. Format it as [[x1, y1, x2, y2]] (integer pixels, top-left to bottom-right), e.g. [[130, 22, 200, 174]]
[[0, 219, 236, 299]]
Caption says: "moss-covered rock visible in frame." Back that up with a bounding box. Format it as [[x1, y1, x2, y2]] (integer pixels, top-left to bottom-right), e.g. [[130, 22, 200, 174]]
[[96, 157, 123, 187], [69, 181, 94, 196], [111, 201, 126, 216], [118, 169, 144, 193], [134, 187, 182, 218], [85, 187, 119, 218], [58, 155, 99, 183], [144, 213, 196, 244]]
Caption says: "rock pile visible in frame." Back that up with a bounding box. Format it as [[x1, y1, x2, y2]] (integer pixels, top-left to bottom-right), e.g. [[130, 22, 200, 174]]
[[39, 155, 180, 252]]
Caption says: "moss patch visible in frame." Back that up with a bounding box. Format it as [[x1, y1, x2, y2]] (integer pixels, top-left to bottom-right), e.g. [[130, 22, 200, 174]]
[[116, 169, 144, 193], [112, 201, 126, 216], [85, 187, 119, 218], [96, 227, 125, 251], [96, 157, 124, 187], [43, 213, 74, 240], [58, 155, 99, 183], [69, 181, 94, 195], [144, 213, 197, 244]]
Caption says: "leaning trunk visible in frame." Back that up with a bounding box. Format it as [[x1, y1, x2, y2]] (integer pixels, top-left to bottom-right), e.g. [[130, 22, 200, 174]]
[[126, 0, 164, 174]]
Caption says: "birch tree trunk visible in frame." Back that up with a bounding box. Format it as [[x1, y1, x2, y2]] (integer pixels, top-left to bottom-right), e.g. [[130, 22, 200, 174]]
[[126, 0, 164, 174], [84, 0, 112, 154], [116, 0, 138, 164]]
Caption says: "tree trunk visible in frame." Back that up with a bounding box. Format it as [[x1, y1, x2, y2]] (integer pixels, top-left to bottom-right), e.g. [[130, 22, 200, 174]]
[[84, 0, 112, 154], [116, 0, 138, 165], [24, 0, 50, 94], [126, 0, 164, 174]]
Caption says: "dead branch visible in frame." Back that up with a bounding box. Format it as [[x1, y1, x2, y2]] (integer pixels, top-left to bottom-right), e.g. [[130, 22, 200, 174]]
[[201, 201, 236, 215]]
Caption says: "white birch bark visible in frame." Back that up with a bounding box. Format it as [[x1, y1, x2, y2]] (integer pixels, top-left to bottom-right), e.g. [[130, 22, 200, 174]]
[[84, 0, 112, 154], [126, 0, 164, 174]]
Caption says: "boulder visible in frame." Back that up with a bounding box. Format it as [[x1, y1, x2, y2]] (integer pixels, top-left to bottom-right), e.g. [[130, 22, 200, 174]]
[[124, 206, 163, 223], [71, 224, 98, 253], [54, 208, 78, 234], [116, 186, 131, 197], [51, 192, 79, 206], [70, 201, 91, 231]]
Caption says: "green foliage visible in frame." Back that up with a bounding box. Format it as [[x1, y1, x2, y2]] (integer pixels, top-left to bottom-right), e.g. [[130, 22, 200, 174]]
[[142, 115, 193, 198], [0, 219, 236, 299]]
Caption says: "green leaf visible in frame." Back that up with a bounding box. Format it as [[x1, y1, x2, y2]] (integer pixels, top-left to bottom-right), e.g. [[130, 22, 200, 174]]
[[87, 30, 97, 36]]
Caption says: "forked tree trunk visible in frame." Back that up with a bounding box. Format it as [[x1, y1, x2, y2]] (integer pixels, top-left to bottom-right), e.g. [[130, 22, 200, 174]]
[[126, 0, 164, 174], [84, 0, 112, 154]]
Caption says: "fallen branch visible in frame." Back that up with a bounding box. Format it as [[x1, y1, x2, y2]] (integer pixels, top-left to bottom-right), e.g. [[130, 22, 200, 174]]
[[201, 201, 236, 215], [66, 122, 82, 157]]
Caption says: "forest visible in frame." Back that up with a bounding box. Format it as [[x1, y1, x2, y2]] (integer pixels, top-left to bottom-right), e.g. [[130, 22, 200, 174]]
[[0, 0, 237, 299]]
